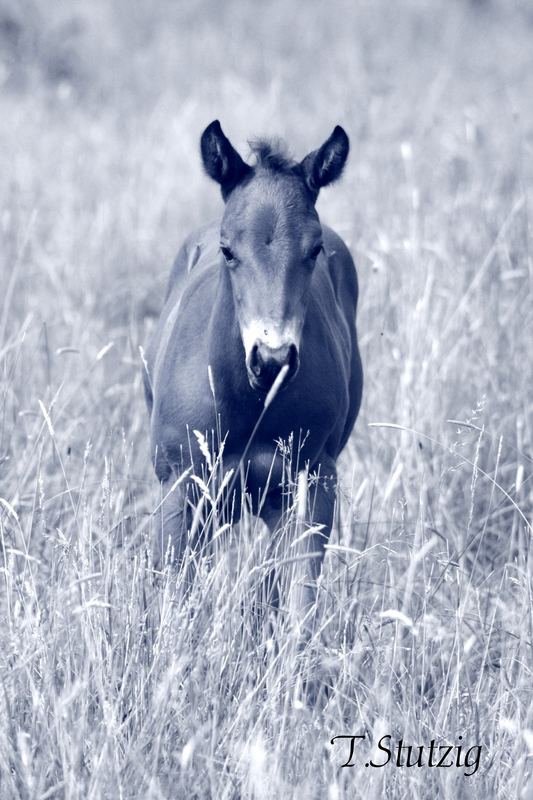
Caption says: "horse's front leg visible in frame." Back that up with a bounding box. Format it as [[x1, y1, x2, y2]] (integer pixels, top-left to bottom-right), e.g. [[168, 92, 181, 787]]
[[153, 477, 193, 569], [259, 455, 337, 638]]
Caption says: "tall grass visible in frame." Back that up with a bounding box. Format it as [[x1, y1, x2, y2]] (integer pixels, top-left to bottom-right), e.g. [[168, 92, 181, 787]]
[[0, 0, 532, 797]]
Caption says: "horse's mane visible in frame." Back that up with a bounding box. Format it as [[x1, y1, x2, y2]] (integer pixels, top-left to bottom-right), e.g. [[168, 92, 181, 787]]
[[248, 138, 299, 174]]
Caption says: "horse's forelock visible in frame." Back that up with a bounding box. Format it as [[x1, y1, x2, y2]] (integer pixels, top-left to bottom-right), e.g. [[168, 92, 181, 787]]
[[247, 138, 298, 175]]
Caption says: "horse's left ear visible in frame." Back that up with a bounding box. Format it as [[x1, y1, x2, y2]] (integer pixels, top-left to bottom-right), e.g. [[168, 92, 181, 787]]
[[300, 126, 349, 199]]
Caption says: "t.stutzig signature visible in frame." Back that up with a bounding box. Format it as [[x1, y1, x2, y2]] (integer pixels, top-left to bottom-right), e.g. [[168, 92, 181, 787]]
[[330, 734, 482, 776]]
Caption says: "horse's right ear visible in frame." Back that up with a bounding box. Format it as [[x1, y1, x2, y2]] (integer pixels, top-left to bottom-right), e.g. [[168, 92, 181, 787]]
[[200, 121, 252, 199]]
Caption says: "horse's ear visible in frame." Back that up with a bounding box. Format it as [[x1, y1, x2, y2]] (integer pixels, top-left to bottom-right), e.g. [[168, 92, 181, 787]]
[[200, 120, 252, 199], [300, 126, 349, 199]]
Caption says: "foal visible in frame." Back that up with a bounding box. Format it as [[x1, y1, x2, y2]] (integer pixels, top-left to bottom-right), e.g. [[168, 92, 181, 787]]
[[143, 121, 363, 633]]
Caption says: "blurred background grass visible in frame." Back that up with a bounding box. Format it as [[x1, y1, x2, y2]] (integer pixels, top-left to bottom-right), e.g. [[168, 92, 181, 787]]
[[0, 1, 532, 798]]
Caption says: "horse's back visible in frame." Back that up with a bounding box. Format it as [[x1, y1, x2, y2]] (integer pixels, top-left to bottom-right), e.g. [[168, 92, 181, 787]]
[[321, 225, 363, 453], [322, 225, 359, 319], [143, 222, 219, 425], [165, 222, 220, 302]]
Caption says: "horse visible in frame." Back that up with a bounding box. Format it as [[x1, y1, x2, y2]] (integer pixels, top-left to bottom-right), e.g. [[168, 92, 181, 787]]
[[143, 120, 363, 634]]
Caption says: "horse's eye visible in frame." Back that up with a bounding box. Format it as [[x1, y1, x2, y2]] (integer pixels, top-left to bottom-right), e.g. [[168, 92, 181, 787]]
[[309, 244, 323, 262], [220, 246, 235, 264]]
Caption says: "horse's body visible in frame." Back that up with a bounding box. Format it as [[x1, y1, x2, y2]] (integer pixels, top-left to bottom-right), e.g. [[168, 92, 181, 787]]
[[145, 220, 361, 494], [143, 121, 363, 631]]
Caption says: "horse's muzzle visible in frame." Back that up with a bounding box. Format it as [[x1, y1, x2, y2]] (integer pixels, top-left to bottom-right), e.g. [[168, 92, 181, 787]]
[[247, 341, 299, 392]]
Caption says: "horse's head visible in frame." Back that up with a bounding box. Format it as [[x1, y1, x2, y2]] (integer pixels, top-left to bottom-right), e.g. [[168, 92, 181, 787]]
[[200, 120, 349, 393]]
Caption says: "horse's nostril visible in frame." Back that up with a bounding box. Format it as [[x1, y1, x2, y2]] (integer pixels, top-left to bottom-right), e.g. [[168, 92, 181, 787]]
[[287, 343, 299, 375], [250, 343, 263, 377]]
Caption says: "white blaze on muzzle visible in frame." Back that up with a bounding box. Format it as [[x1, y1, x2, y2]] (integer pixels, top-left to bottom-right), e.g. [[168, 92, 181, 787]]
[[241, 319, 301, 360]]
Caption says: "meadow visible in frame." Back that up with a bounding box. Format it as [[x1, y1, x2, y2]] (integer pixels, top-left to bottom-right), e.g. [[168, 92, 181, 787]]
[[0, 0, 532, 797]]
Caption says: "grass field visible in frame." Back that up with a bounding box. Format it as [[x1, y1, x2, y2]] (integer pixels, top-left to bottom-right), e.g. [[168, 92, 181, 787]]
[[1, 0, 532, 797]]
